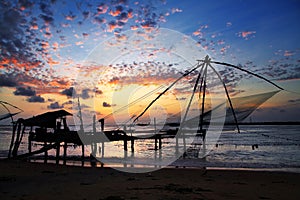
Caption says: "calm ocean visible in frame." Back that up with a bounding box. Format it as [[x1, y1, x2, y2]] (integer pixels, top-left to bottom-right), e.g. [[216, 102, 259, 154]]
[[1, 125, 300, 171]]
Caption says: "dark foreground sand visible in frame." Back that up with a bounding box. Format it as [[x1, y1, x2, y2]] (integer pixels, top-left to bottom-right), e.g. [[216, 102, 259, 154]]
[[1, 160, 300, 200]]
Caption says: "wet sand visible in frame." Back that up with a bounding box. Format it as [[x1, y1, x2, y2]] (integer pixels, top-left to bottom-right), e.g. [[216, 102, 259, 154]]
[[1, 160, 300, 200]]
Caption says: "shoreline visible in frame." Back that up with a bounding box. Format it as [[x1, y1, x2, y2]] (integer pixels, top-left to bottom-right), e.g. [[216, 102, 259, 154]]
[[32, 160, 300, 174], [23, 156, 300, 173], [1, 160, 300, 199], [3, 156, 300, 174]]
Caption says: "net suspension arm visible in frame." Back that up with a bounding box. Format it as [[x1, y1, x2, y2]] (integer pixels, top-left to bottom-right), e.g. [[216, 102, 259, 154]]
[[133, 63, 202, 123], [178, 62, 205, 131], [209, 61, 284, 91], [207, 62, 241, 133], [199, 64, 208, 132]]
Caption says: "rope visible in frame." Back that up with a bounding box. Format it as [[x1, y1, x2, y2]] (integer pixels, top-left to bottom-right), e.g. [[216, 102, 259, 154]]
[[208, 61, 284, 91], [133, 63, 200, 123]]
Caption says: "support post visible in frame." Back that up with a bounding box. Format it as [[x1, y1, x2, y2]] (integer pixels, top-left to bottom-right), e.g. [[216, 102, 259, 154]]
[[56, 142, 60, 165], [175, 136, 179, 156], [63, 142, 67, 165], [178, 62, 205, 154], [44, 142, 48, 164], [131, 138, 134, 152], [158, 135, 162, 149], [124, 137, 128, 151], [8, 122, 17, 158], [102, 142, 104, 157], [12, 121, 22, 157], [81, 144, 85, 166], [28, 135, 32, 154]]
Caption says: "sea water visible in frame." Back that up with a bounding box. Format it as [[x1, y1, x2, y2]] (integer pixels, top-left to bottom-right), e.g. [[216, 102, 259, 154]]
[[1, 125, 300, 170]]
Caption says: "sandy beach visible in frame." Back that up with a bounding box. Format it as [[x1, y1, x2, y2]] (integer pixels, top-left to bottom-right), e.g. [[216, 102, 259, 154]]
[[0, 160, 299, 200]]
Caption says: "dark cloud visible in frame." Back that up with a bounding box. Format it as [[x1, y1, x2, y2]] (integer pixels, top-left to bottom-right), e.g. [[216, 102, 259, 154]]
[[109, 76, 119, 84], [93, 88, 103, 95], [103, 102, 111, 107], [13, 86, 36, 96], [113, 0, 128, 5], [39, 14, 54, 25], [27, 95, 45, 103], [94, 16, 106, 24], [82, 11, 89, 19], [39, 2, 53, 16], [61, 87, 75, 97], [48, 102, 63, 109], [62, 100, 73, 106], [288, 98, 300, 103], [0, 74, 18, 87], [81, 89, 90, 99], [48, 98, 55, 102], [18, 0, 34, 10]]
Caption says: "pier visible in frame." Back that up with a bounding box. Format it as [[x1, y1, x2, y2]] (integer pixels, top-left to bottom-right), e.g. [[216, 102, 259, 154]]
[[8, 110, 188, 165]]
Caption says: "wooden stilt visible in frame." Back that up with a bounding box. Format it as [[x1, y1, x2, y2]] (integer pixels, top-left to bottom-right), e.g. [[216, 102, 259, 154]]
[[131, 138, 134, 152], [155, 136, 158, 150], [12, 122, 22, 157], [44, 142, 48, 164], [158, 135, 162, 149], [175, 136, 179, 156], [56, 143, 60, 165], [28, 135, 32, 154], [124, 138, 128, 151], [81, 144, 85, 166], [63, 142, 67, 165], [102, 142, 104, 157], [8, 122, 17, 158]]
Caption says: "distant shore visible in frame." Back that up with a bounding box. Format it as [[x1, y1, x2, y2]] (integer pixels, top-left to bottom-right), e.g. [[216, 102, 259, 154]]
[[1, 121, 300, 127], [225, 121, 300, 125], [1, 160, 300, 200]]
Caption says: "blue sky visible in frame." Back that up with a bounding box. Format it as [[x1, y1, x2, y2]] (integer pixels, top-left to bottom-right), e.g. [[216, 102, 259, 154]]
[[0, 0, 299, 122]]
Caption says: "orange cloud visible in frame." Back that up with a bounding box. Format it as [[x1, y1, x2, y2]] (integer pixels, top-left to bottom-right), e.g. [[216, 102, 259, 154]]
[[75, 41, 84, 46], [30, 24, 38, 30], [47, 57, 59, 66], [130, 25, 138, 30], [0, 57, 41, 71], [107, 22, 120, 32], [128, 10, 134, 18], [193, 30, 201, 36], [65, 14, 76, 21], [109, 10, 121, 17]]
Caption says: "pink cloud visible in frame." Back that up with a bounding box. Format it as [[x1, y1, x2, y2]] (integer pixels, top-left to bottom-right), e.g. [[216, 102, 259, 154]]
[[115, 34, 127, 41], [61, 23, 70, 28], [52, 42, 59, 51], [193, 30, 202, 36], [284, 50, 295, 57], [171, 8, 183, 14], [130, 25, 138, 30], [226, 22, 232, 27], [97, 3, 109, 14], [65, 14, 76, 21], [75, 41, 84, 46], [237, 31, 256, 39]]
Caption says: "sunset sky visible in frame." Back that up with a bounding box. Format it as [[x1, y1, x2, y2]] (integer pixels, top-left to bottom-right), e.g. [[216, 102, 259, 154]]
[[0, 0, 300, 125]]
